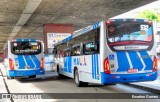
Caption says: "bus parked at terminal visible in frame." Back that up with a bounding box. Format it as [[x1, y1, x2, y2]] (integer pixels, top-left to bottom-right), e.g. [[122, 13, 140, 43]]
[[7, 38, 45, 79], [53, 19, 157, 87]]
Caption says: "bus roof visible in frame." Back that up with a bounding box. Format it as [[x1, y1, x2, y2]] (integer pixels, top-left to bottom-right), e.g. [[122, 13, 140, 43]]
[[9, 38, 38, 42], [54, 21, 101, 46], [108, 18, 151, 22], [54, 18, 152, 46]]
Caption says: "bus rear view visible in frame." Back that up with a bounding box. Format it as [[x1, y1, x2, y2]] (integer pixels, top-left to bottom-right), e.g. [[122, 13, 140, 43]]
[[7, 38, 45, 79], [102, 19, 157, 84]]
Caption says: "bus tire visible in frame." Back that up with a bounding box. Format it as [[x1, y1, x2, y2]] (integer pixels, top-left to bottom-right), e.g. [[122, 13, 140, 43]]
[[29, 75, 36, 78], [109, 83, 117, 85], [57, 66, 63, 78], [7, 76, 14, 79], [74, 69, 88, 87], [6, 71, 14, 79]]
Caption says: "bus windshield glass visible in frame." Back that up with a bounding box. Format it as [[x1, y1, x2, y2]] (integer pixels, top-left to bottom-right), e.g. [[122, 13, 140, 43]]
[[11, 42, 41, 55], [107, 21, 153, 44]]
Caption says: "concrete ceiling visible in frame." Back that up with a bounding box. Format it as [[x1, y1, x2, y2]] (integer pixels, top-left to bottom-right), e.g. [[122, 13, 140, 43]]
[[0, 0, 157, 53]]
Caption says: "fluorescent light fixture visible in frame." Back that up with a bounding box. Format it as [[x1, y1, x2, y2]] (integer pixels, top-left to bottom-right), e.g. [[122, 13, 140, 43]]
[[16, 14, 32, 26], [23, 0, 42, 14], [12, 26, 22, 33], [5, 0, 43, 49]]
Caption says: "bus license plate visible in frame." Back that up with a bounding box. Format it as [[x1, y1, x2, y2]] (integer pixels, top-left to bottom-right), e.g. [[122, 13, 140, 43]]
[[128, 68, 138, 73]]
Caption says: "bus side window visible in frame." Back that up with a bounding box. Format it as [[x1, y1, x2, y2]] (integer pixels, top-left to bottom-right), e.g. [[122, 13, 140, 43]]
[[83, 28, 100, 55], [84, 42, 98, 55], [72, 46, 81, 56], [64, 48, 71, 57], [95, 28, 100, 53], [64, 51, 68, 57]]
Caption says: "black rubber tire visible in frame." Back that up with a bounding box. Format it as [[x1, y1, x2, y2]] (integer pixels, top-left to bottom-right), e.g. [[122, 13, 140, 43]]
[[29, 75, 36, 78], [7, 76, 14, 79], [74, 69, 88, 87], [57, 67, 64, 78], [6, 71, 14, 79], [108, 83, 117, 85]]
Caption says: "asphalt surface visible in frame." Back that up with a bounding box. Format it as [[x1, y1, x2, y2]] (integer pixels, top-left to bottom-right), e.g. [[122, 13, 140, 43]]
[[0, 63, 160, 102]]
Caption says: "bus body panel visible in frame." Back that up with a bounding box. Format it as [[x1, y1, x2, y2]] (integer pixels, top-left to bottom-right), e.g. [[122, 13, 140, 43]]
[[58, 54, 102, 84], [7, 69, 45, 77], [108, 51, 154, 74], [99, 20, 157, 84], [100, 71, 157, 84]]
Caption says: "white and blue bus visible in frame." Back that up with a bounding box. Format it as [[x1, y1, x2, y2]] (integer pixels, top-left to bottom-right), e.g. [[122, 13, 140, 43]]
[[53, 19, 157, 87], [7, 38, 45, 79]]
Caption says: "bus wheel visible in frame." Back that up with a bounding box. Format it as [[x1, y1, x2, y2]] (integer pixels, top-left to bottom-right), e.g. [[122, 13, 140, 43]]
[[29, 75, 36, 78], [57, 67, 63, 78], [74, 69, 88, 87], [7, 76, 14, 79]]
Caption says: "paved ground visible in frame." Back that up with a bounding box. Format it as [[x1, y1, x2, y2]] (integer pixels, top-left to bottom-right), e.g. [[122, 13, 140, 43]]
[[2, 74, 160, 102], [128, 77, 160, 93], [0, 63, 160, 102]]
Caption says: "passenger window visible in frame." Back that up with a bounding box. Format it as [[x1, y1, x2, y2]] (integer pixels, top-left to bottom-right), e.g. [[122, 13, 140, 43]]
[[72, 45, 81, 56], [64, 48, 71, 57], [83, 28, 100, 55], [84, 42, 98, 54]]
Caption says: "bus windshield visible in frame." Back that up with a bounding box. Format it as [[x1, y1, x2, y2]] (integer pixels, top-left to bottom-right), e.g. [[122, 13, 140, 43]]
[[107, 21, 153, 44], [11, 42, 41, 55]]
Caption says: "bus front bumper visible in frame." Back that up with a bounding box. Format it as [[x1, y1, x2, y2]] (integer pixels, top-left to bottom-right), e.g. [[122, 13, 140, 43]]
[[8, 68, 45, 77], [100, 71, 157, 84]]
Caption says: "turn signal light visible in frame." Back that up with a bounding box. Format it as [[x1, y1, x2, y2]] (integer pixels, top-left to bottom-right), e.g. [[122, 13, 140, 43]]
[[104, 57, 110, 74], [152, 56, 157, 72], [40, 58, 44, 69], [9, 58, 14, 70]]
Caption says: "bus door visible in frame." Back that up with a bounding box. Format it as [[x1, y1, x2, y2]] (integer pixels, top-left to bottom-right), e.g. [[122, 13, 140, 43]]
[[63, 48, 72, 73]]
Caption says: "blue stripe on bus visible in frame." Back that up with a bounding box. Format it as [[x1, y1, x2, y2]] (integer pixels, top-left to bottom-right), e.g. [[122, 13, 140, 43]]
[[24, 55, 35, 69], [96, 54, 99, 80], [16, 38, 23, 42], [139, 51, 152, 70], [92, 55, 94, 79], [95, 54, 97, 79], [62, 36, 73, 43], [93, 55, 95, 79], [116, 52, 130, 72], [92, 55, 96, 79], [30, 39, 36, 42], [66, 36, 72, 41], [93, 22, 99, 29], [94, 54, 97, 79], [67, 57, 69, 72], [64, 57, 67, 72], [128, 52, 143, 71], [23, 38, 29, 42], [63, 57, 72, 73], [68, 57, 72, 73], [17, 55, 26, 69], [92, 54, 99, 80], [16, 38, 36, 42], [30, 55, 40, 68], [94, 55, 97, 79]]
